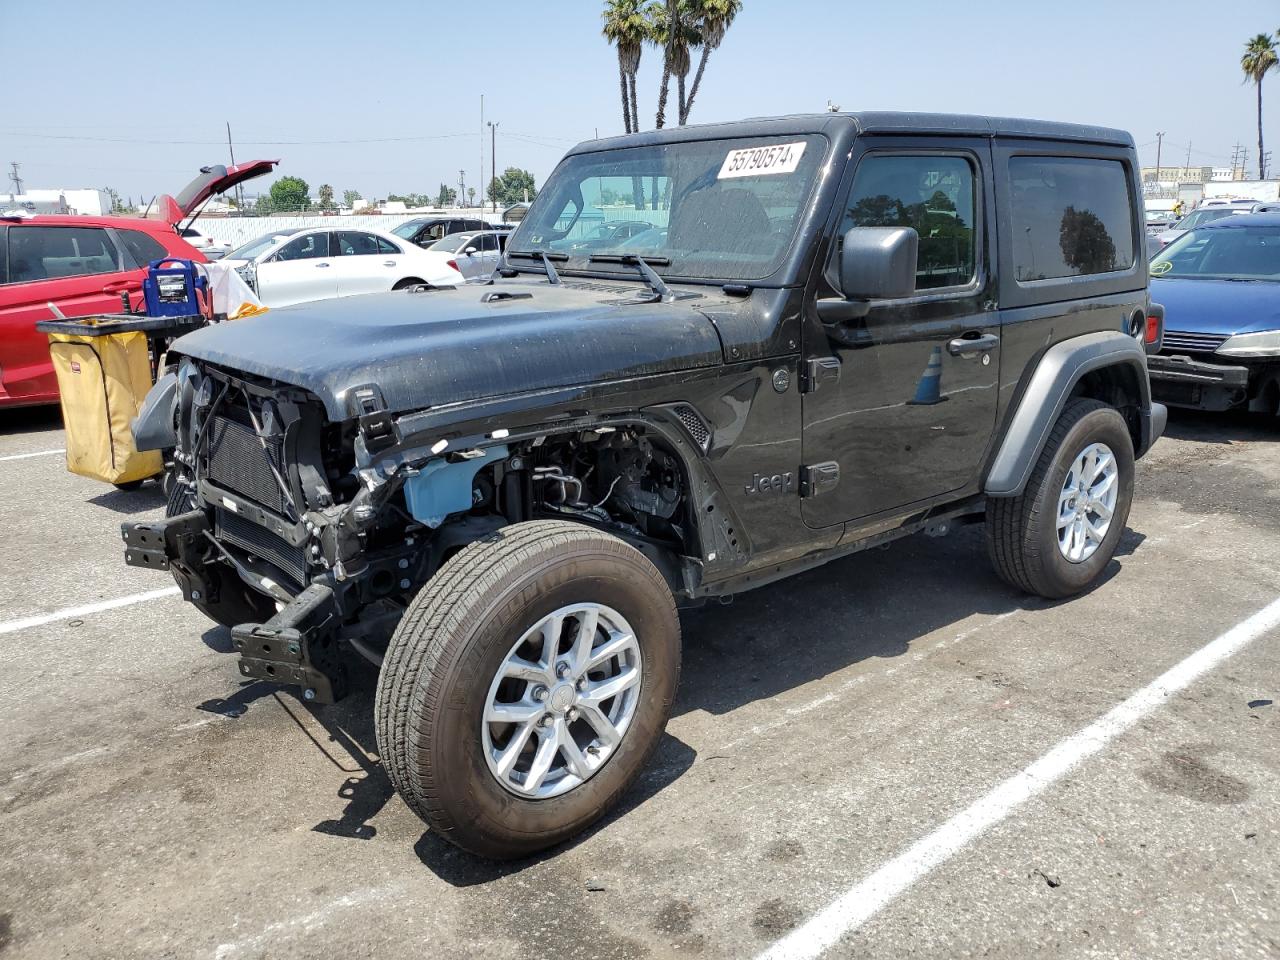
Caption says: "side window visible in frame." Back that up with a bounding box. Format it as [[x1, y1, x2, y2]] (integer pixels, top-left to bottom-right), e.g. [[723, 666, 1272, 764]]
[[0, 227, 8, 284], [838, 154, 977, 291], [335, 231, 382, 256], [376, 236, 401, 255], [425, 223, 448, 242], [1008, 156, 1135, 281], [474, 234, 499, 252], [7, 226, 121, 283], [275, 232, 330, 261], [118, 229, 169, 268]]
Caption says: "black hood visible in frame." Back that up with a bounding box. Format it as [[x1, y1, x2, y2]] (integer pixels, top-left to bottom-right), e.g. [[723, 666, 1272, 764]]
[[173, 279, 725, 420]]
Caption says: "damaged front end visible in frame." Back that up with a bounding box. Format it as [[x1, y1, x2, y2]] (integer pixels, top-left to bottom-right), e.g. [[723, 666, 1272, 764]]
[[123, 359, 701, 703]]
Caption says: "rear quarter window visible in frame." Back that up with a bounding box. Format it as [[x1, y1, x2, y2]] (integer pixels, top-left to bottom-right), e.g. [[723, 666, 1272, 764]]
[[1009, 156, 1135, 282], [119, 229, 170, 268]]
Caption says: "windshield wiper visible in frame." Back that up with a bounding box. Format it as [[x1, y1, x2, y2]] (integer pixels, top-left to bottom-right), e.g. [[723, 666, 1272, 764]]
[[507, 250, 567, 285], [588, 254, 675, 302]]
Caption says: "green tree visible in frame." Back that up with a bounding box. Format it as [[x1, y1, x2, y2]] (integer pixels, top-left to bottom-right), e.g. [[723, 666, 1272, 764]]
[[486, 167, 539, 206], [603, 0, 648, 133], [467, 186, 476, 207], [1242, 34, 1277, 179], [436, 183, 458, 206], [681, 0, 741, 124], [104, 186, 128, 214], [268, 176, 310, 213], [343, 189, 361, 208], [317, 183, 335, 209]]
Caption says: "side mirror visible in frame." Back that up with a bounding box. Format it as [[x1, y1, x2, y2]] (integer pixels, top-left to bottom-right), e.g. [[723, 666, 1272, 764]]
[[838, 226, 918, 301], [464, 246, 478, 255], [817, 226, 918, 324]]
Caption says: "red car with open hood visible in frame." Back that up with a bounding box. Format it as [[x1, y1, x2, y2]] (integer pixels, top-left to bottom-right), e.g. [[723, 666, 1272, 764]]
[[0, 160, 276, 408]]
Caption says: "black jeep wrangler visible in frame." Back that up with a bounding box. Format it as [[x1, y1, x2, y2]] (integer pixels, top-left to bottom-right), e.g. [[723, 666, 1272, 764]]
[[123, 113, 1165, 859]]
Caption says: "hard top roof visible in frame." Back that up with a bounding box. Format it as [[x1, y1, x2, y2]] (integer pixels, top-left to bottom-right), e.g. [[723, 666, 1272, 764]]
[[569, 111, 1133, 155]]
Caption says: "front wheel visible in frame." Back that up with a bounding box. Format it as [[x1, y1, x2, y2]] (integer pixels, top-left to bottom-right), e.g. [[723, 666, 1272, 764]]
[[987, 398, 1135, 599], [375, 520, 681, 859]]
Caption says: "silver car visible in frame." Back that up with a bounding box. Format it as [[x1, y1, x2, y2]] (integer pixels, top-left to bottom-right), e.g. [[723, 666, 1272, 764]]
[[1153, 202, 1259, 253]]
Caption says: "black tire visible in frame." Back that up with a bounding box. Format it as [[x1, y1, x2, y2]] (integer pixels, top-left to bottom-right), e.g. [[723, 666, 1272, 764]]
[[165, 474, 274, 628], [392, 277, 426, 290], [113, 479, 146, 492], [375, 520, 681, 859], [987, 398, 1135, 599]]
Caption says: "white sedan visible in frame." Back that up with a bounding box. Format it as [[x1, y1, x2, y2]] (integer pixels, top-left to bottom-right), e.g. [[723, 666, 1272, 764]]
[[221, 226, 462, 307]]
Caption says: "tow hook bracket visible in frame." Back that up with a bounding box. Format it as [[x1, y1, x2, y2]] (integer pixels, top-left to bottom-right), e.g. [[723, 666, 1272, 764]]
[[232, 582, 345, 703], [121, 509, 208, 570]]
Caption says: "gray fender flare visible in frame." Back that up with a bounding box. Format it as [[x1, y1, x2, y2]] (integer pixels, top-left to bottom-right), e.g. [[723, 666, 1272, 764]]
[[984, 331, 1159, 498], [132, 370, 179, 452]]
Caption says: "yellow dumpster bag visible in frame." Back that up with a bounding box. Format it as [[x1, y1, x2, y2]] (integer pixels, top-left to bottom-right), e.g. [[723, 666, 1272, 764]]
[[47, 330, 163, 485]]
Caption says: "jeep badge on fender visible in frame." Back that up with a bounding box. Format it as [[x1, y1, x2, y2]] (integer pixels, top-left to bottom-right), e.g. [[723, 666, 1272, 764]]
[[123, 111, 1165, 860], [745, 471, 794, 495]]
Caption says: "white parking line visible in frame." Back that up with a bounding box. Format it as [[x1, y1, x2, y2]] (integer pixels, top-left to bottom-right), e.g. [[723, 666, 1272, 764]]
[[757, 595, 1280, 960], [0, 586, 180, 637], [0, 449, 63, 463]]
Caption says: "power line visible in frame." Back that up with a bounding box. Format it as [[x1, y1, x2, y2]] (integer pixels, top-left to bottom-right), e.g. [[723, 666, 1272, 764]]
[[0, 130, 480, 146]]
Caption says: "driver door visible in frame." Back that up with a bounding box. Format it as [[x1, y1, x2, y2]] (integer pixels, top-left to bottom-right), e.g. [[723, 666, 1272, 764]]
[[801, 139, 1001, 528], [256, 231, 336, 306]]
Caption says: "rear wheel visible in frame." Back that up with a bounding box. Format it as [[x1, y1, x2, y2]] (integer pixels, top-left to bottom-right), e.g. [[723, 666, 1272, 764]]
[[392, 277, 426, 290], [375, 520, 681, 859], [987, 398, 1135, 599]]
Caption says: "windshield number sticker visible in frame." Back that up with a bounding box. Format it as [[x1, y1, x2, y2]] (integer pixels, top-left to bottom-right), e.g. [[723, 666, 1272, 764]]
[[718, 141, 807, 179]]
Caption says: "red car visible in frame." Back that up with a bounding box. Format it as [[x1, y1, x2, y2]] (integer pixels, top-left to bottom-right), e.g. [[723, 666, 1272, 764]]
[[0, 160, 276, 408]]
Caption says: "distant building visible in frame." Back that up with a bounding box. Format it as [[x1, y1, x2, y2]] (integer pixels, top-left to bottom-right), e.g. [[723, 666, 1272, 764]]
[[1140, 165, 1216, 184], [0, 188, 111, 216]]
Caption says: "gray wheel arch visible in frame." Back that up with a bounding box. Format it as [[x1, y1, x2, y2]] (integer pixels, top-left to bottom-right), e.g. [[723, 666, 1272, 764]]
[[985, 331, 1164, 498]]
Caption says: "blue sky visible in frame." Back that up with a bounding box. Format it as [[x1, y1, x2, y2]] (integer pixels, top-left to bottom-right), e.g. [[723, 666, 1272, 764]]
[[3, 0, 1279, 201]]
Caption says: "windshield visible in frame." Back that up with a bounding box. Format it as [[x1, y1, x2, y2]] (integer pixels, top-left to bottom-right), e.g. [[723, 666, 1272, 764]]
[[507, 133, 829, 281], [226, 230, 300, 261], [1151, 225, 1280, 280], [392, 220, 425, 239], [1175, 208, 1241, 231], [429, 234, 473, 253]]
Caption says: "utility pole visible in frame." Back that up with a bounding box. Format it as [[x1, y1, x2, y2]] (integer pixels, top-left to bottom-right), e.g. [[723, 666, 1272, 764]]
[[225, 121, 244, 210], [1154, 131, 1164, 184], [7, 162, 22, 196], [458, 169, 466, 210], [1264, 151, 1273, 181], [479, 95, 485, 216], [488, 121, 499, 212], [1184, 141, 1192, 174]]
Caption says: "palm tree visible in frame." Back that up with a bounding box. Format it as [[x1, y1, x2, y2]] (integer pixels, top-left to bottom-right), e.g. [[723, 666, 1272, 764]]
[[680, 0, 741, 125], [602, 0, 647, 133], [649, 0, 699, 129], [1241, 34, 1277, 179]]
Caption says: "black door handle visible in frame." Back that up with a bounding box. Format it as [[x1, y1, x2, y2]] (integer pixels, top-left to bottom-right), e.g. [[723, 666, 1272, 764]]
[[948, 333, 1000, 357]]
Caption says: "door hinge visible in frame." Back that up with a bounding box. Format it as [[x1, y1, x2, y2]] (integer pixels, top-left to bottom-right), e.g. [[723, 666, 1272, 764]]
[[800, 356, 841, 394], [800, 461, 840, 498]]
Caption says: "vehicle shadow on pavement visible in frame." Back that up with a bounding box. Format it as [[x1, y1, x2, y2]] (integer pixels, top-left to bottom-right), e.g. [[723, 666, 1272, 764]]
[[87, 484, 165, 514], [672, 526, 1036, 719], [1162, 408, 1279, 444], [0, 405, 62, 436]]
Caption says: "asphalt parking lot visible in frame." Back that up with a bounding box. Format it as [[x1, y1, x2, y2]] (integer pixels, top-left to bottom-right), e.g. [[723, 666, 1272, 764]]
[[0, 405, 1276, 960]]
